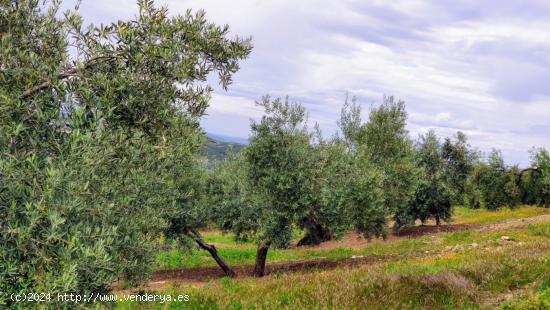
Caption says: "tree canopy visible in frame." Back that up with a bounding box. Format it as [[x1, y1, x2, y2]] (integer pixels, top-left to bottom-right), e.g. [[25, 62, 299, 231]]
[[407, 130, 453, 226], [340, 95, 420, 229], [0, 0, 251, 307]]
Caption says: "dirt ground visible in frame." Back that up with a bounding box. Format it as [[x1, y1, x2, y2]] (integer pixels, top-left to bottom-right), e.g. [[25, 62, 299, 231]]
[[145, 254, 410, 291], [312, 222, 472, 250], [313, 213, 550, 250], [121, 213, 550, 292]]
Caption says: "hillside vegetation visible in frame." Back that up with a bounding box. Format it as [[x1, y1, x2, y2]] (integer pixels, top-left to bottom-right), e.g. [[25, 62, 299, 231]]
[[204, 137, 245, 162]]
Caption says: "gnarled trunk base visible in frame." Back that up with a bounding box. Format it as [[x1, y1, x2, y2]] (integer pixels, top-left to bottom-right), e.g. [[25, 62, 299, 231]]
[[297, 219, 332, 246]]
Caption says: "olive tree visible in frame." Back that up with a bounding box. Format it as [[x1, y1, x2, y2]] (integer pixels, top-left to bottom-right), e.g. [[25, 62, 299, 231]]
[[1, 0, 250, 307], [464, 150, 521, 210], [339, 95, 420, 229], [209, 151, 259, 242], [407, 130, 453, 226], [441, 131, 479, 205], [295, 136, 343, 246], [297, 132, 386, 246], [211, 96, 387, 276], [520, 148, 550, 207], [241, 96, 313, 276], [189, 100, 307, 276], [166, 155, 240, 277]]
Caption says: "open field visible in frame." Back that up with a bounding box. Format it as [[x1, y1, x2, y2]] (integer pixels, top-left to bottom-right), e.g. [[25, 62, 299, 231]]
[[117, 206, 550, 309]]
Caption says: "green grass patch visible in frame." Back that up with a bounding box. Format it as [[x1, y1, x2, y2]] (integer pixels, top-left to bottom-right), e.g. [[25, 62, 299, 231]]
[[201, 230, 254, 247], [443, 229, 473, 242], [527, 223, 550, 237], [156, 246, 356, 270], [500, 276, 550, 310], [453, 205, 549, 225]]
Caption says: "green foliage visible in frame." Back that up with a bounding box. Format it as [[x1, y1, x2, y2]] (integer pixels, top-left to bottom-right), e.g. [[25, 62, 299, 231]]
[[364, 97, 420, 228], [1, 0, 250, 307], [441, 131, 479, 204], [300, 133, 385, 243], [209, 151, 259, 242], [464, 150, 521, 210], [340, 96, 420, 228], [239, 95, 313, 248], [201, 97, 308, 250], [337, 93, 362, 148], [342, 154, 386, 238], [407, 130, 453, 225], [297, 139, 351, 244], [521, 148, 550, 206], [212, 95, 389, 252]]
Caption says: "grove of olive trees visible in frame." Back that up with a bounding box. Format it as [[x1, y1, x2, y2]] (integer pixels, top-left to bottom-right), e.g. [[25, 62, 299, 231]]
[[2, 0, 549, 308]]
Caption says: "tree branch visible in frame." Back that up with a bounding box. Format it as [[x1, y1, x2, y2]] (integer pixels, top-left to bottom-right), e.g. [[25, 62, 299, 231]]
[[516, 166, 542, 187], [520, 167, 541, 175], [20, 55, 121, 99]]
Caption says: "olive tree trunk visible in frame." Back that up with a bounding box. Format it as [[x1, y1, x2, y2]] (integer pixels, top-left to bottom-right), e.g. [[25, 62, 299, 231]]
[[253, 243, 270, 277], [297, 218, 332, 246], [187, 229, 235, 277]]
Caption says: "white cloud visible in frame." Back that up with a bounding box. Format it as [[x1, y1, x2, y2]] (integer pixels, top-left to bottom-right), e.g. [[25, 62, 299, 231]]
[[208, 93, 263, 119], [64, 0, 550, 165]]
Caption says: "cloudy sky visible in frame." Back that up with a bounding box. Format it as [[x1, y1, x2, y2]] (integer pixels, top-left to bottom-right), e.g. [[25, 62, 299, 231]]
[[65, 0, 550, 166]]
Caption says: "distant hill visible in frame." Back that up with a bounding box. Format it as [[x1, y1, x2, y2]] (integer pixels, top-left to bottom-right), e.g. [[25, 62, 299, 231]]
[[207, 133, 249, 145], [203, 135, 246, 162]]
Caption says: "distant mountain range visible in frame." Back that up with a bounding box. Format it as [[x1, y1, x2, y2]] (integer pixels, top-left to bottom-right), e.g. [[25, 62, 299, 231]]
[[203, 133, 247, 162]]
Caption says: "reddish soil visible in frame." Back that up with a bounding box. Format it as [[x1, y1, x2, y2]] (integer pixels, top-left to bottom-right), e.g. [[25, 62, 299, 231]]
[[311, 222, 475, 250], [395, 223, 474, 236]]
